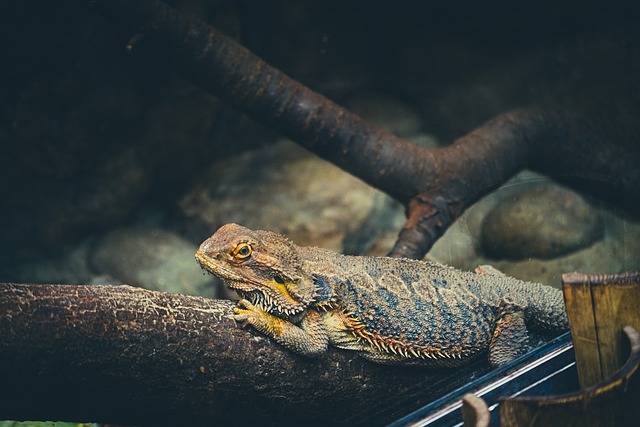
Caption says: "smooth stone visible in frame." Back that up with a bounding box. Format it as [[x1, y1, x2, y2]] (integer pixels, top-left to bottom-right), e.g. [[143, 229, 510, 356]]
[[428, 222, 479, 267], [477, 211, 640, 289], [342, 193, 405, 256], [1, 238, 98, 284], [481, 184, 604, 260], [90, 227, 218, 297], [179, 139, 402, 254]]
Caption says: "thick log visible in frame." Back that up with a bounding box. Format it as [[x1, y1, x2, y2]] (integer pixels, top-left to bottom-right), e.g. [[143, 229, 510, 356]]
[[0, 283, 489, 426]]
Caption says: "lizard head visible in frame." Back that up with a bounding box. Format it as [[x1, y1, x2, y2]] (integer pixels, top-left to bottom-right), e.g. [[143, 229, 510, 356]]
[[196, 223, 318, 317]]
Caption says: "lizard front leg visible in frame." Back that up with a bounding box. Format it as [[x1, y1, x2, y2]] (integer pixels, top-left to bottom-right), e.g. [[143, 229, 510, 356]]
[[234, 299, 329, 357]]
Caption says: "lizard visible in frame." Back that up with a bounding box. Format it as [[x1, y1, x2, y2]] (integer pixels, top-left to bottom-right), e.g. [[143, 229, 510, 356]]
[[195, 223, 569, 367]]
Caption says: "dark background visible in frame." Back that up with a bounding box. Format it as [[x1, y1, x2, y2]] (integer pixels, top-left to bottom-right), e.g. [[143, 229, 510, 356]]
[[1, 0, 638, 271]]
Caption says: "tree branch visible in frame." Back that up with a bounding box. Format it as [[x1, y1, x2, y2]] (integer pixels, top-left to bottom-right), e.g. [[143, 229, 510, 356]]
[[86, 0, 640, 259], [0, 283, 489, 426]]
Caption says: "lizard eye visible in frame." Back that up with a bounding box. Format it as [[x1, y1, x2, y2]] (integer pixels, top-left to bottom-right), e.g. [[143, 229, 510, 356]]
[[232, 242, 252, 260]]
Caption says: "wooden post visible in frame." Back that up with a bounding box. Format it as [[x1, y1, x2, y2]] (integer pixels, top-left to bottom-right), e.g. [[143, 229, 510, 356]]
[[562, 271, 640, 388]]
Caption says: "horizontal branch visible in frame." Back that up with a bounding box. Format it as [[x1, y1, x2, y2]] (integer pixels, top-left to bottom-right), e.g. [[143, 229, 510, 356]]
[[0, 283, 488, 426]]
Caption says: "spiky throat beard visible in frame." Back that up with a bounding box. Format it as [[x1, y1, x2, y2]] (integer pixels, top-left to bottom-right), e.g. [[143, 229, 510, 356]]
[[228, 282, 307, 318]]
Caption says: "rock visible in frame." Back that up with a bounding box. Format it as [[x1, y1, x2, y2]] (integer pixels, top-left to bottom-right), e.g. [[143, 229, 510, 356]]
[[428, 221, 478, 268], [481, 184, 604, 260], [179, 139, 398, 253], [1, 238, 98, 285], [475, 211, 640, 289], [90, 227, 218, 297], [425, 172, 640, 289], [342, 193, 405, 255]]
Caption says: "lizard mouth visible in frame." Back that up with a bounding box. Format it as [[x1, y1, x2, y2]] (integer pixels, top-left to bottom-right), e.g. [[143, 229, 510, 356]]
[[195, 249, 307, 316]]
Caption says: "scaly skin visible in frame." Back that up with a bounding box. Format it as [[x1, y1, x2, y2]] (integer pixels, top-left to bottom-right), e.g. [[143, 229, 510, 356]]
[[196, 223, 569, 367]]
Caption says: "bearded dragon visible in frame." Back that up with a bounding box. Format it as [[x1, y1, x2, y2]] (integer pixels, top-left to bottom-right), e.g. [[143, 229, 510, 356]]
[[195, 223, 569, 367]]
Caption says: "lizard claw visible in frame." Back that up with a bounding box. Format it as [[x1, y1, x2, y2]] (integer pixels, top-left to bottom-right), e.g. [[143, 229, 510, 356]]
[[233, 299, 260, 327], [235, 299, 256, 310]]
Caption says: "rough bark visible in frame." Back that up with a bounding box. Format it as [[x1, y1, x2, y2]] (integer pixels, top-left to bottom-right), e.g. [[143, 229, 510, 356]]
[[86, 0, 640, 259], [0, 282, 489, 426]]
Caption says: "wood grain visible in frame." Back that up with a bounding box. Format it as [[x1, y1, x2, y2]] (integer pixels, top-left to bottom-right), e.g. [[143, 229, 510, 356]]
[[562, 271, 640, 388]]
